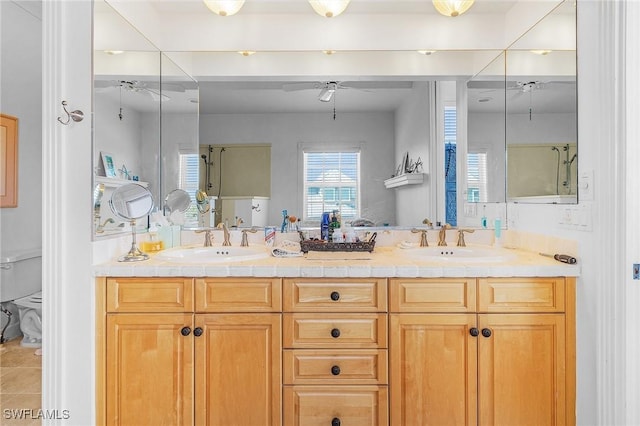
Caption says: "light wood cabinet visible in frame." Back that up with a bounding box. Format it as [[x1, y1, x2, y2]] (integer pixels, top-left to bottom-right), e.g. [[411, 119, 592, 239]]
[[97, 275, 575, 426], [282, 278, 389, 425], [389, 277, 575, 426], [97, 277, 282, 426]]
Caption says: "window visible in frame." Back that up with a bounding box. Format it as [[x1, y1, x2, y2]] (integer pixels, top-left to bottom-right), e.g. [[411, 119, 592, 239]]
[[467, 152, 488, 202], [178, 153, 200, 226], [303, 150, 360, 221]]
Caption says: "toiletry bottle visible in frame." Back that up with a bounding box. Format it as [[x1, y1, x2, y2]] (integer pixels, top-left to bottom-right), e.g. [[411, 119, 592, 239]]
[[281, 210, 288, 233], [481, 205, 487, 229], [321, 212, 330, 241], [494, 216, 502, 246]]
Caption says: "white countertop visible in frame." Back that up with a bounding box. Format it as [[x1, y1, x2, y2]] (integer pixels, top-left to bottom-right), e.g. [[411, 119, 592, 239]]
[[93, 246, 580, 278]]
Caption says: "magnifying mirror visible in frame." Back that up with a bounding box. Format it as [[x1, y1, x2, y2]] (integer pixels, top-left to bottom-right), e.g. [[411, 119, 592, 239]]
[[109, 183, 155, 262], [164, 189, 191, 214], [195, 189, 210, 214]]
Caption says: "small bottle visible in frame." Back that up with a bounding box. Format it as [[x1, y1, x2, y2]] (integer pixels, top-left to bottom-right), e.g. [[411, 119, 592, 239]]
[[321, 212, 330, 241], [481, 205, 487, 229], [494, 216, 502, 246]]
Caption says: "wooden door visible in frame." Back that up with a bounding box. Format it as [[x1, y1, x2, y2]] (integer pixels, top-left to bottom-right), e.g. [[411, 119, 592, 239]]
[[389, 314, 477, 426], [477, 314, 566, 426], [195, 313, 281, 426], [105, 313, 194, 426]]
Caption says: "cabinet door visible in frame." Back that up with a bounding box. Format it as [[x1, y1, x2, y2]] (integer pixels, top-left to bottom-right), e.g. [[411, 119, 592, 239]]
[[477, 314, 566, 426], [195, 313, 282, 426], [106, 313, 194, 426], [389, 314, 477, 426]]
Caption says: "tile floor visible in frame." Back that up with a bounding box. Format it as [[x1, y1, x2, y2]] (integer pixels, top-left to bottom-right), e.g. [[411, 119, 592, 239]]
[[0, 339, 41, 426]]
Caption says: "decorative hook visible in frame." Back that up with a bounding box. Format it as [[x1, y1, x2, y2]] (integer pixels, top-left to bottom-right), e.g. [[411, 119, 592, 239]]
[[57, 100, 84, 125], [251, 203, 261, 212]]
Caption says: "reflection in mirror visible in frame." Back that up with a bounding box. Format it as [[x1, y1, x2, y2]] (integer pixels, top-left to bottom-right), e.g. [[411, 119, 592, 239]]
[[164, 189, 191, 214], [93, 0, 161, 239], [109, 183, 155, 262], [459, 51, 507, 228], [505, 0, 577, 203]]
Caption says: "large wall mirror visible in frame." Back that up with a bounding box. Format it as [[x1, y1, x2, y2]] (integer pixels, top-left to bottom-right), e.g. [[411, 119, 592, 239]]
[[92, 1, 199, 238], [505, 0, 577, 203], [94, 0, 576, 234]]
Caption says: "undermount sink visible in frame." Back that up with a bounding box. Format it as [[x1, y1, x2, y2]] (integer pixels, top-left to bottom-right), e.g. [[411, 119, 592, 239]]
[[155, 246, 270, 263], [399, 245, 517, 263]]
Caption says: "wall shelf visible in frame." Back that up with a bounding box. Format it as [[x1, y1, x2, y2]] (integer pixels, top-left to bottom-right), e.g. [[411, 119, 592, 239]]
[[384, 173, 425, 189], [95, 176, 148, 188]]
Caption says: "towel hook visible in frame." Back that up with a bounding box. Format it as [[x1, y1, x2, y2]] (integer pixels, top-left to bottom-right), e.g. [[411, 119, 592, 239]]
[[57, 100, 84, 125]]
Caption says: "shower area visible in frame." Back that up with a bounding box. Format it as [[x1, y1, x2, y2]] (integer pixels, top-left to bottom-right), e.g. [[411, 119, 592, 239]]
[[507, 142, 577, 200], [199, 144, 271, 226]]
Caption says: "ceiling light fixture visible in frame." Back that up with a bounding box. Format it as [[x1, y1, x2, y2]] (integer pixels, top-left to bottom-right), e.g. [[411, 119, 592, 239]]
[[432, 0, 475, 17], [237, 50, 256, 56], [417, 50, 436, 56], [203, 0, 245, 17], [323, 50, 337, 55], [309, 0, 350, 18], [531, 49, 552, 56], [104, 50, 124, 55]]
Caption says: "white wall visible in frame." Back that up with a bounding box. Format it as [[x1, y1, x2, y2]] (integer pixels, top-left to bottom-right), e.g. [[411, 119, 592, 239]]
[[393, 82, 433, 225], [199, 112, 396, 226], [0, 1, 42, 253]]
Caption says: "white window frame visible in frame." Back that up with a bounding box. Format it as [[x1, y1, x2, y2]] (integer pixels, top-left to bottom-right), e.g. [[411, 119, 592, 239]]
[[301, 146, 361, 223]]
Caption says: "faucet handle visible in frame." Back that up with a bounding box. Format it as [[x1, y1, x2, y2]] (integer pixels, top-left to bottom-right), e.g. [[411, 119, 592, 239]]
[[240, 227, 259, 247], [195, 228, 214, 247], [456, 229, 475, 247], [411, 228, 429, 247]]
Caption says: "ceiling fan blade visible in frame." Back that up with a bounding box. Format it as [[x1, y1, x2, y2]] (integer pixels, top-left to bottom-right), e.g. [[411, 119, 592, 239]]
[[282, 82, 323, 92]]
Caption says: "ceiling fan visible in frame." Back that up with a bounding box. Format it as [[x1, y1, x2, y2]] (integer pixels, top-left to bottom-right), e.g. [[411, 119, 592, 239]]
[[95, 79, 186, 101], [282, 81, 363, 103], [282, 80, 413, 103]]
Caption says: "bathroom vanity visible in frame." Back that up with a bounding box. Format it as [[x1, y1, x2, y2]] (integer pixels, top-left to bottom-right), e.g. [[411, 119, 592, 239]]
[[94, 246, 577, 425]]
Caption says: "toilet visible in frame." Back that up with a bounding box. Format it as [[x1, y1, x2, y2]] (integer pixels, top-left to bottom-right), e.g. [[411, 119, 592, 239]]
[[0, 249, 42, 347]]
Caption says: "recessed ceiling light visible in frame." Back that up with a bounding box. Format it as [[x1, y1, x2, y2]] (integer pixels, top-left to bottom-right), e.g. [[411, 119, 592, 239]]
[[417, 50, 436, 56], [104, 50, 124, 55], [203, 0, 245, 17], [531, 50, 552, 55], [323, 50, 337, 55], [237, 51, 256, 57]]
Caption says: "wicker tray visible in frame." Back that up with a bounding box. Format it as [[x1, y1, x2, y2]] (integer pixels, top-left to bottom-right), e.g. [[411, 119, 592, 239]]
[[300, 232, 377, 253]]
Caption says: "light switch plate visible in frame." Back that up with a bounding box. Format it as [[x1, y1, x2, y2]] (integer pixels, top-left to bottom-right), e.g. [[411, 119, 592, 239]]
[[579, 170, 594, 201]]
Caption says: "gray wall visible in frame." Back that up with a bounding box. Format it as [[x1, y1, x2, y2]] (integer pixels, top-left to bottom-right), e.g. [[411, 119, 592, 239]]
[[0, 2, 42, 253], [199, 112, 397, 226]]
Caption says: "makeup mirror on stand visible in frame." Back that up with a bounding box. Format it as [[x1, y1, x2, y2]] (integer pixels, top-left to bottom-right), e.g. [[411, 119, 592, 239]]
[[109, 183, 155, 262]]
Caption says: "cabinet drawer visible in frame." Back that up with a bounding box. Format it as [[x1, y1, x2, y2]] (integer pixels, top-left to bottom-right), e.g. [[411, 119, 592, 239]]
[[284, 385, 388, 426], [106, 278, 193, 312], [284, 349, 388, 385], [478, 277, 565, 313], [195, 278, 282, 312], [284, 278, 387, 312], [389, 278, 476, 313], [283, 314, 388, 348]]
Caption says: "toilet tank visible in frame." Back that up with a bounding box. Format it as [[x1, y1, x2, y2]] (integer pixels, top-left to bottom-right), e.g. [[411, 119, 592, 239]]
[[0, 249, 42, 303]]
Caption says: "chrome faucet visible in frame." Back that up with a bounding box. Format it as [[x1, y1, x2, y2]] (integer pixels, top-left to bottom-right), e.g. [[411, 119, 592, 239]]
[[438, 223, 451, 246], [456, 229, 475, 247], [411, 228, 429, 247], [196, 228, 214, 247], [240, 228, 258, 247], [96, 218, 115, 233], [222, 223, 231, 246]]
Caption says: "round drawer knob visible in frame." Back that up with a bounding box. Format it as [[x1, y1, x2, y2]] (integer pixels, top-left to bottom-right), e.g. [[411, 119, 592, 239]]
[[330, 291, 340, 301], [469, 327, 479, 337], [481, 328, 492, 338], [330, 328, 341, 338], [331, 418, 341, 426], [180, 326, 191, 336], [331, 365, 341, 376], [193, 327, 203, 337]]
